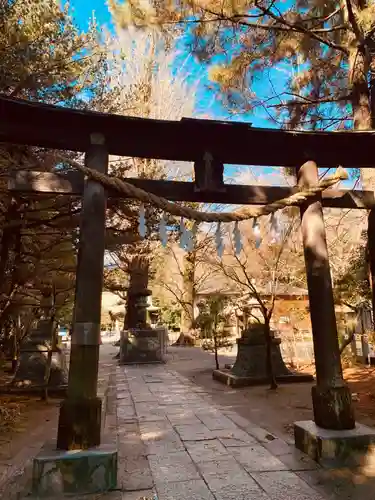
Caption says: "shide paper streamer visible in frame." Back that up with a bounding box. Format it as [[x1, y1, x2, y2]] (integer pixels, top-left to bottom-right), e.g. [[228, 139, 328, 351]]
[[137, 205, 284, 256]]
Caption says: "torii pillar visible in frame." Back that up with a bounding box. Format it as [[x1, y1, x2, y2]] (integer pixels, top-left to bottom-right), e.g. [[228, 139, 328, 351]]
[[57, 133, 108, 450], [293, 162, 375, 467], [32, 134, 117, 496]]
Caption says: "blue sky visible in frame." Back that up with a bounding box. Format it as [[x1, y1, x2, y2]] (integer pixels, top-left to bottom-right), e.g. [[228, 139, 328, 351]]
[[69, 0, 113, 32], [68, 0, 280, 127]]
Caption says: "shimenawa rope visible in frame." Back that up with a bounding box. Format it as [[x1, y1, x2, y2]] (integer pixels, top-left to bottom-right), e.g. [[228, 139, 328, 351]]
[[56, 154, 348, 223]]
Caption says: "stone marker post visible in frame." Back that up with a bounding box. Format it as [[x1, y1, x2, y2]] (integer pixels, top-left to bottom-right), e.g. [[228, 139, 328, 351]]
[[297, 161, 355, 430], [57, 134, 108, 450]]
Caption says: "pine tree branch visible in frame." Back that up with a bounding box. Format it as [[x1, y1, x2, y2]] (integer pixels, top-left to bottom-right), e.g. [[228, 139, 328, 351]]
[[270, 93, 352, 108], [308, 7, 343, 26], [345, 0, 365, 45], [312, 25, 347, 33], [253, 1, 349, 54]]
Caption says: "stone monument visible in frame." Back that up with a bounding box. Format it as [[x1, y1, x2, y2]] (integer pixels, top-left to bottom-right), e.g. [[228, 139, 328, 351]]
[[213, 323, 313, 387], [119, 257, 166, 364], [13, 284, 68, 391]]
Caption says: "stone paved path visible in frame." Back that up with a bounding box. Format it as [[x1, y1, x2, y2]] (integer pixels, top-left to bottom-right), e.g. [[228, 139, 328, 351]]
[[4, 347, 374, 499], [116, 364, 327, 500]]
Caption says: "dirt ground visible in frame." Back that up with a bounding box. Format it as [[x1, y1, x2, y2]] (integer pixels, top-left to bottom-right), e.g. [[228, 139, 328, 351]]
[[0, 365, 60, 463], [0, 341, 117, 468], [167, 346, 375, 442]]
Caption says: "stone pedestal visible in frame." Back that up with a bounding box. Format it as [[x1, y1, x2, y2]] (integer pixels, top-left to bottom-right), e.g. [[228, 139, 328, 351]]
[[32, 441, 117, 496], [294, 420, 375, 467], [213, 324, 313, 387], [119, 328, 167, 364]]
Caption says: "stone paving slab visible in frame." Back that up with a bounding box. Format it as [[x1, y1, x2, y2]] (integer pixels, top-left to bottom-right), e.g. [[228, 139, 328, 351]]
[[277, 449, 320, 471], [139, 421, 185, 455], [155, 479, 214, 500], [116, 384, 129, 391], [263, 437, 295, 456], [207, 476, 270, 500], [252, 470, 325, 500], [117, 391, 131, 400], [196, 412, 238, 431], [122, 489, 156, 500], [213, 427, 258, 447], [184, 439, 229, 463], [230, 444, 289, 472], [118, 455, 154, 491], [167, 413, 202, 426], [148, 450, 201, 483], [175, 423, 215, 441], [196, 456, 252, 486], [117, 405, 137, 420]]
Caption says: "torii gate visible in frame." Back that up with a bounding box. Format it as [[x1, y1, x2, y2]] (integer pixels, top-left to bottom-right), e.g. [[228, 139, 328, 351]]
[[2, 96, 375, 460]]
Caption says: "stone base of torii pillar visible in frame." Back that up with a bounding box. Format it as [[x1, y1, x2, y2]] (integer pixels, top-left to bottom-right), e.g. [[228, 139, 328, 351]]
[[294, 419, 375, 468]]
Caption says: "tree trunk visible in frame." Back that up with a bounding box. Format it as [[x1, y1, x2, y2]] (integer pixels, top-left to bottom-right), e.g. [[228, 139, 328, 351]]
[[370, 59, 375, 129], [213, 332, 219, 370], [0, 228, 13, 290], [180, 250, 195, 333], [350, 47, 371, 131], [348, 33, 375, 314], [264, 320, 277, 390], [0, 200, 19, 317], [2, 320, 11, 360], [347, 7, 373, 187], [11, 314, 21, 374]]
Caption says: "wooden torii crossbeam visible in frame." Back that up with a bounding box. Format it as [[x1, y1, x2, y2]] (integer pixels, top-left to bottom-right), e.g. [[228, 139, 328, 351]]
[[2, 96, 373, 451], [8, 169, 375, 209]]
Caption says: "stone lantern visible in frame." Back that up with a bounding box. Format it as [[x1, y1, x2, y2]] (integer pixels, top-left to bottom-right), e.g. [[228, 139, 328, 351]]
[[213, 321, 313, 387], [119, 257, 167, 363]]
